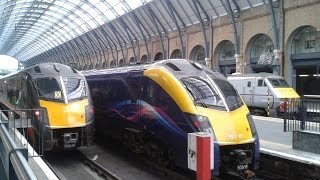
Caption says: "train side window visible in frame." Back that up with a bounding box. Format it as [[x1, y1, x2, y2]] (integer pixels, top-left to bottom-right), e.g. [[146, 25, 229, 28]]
[[258, 80, 267, 87], [126, 76, 140, 103], [247, 81, 251, 87], [101, 79, 129, 102]]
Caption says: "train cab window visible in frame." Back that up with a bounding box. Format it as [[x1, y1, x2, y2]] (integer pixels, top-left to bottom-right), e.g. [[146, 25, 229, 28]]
[[258, 80, 266, 87], [63, 78, 87, 101], [181, 77, 225, 109], [268, 78, 290, 88], [36, 77, 63, 100], [213, 78, 243, 111]]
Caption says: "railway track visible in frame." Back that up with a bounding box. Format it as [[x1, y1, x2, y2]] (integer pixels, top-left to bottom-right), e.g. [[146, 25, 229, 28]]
[[82, 154, 120, 180]]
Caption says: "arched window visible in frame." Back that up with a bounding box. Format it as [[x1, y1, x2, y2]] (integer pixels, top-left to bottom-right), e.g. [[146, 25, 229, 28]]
[[217, 40, 236, 76], [119, 59, 125, 67], [250, 34, 274, 59], [190, 45, 206, 65], [219, 41, 235, 62], [154, 52, 163, 61], [292, 26, 320, 54], [141, 55, 147, 63], [102, 62, 106, 69], [89, 63, 93, 70], [110, 60, 115, 67], [129, 57, 135, 64], [170, 49, 182, 59], [95, 62, 100, 69], [248, 34, 274, 73]]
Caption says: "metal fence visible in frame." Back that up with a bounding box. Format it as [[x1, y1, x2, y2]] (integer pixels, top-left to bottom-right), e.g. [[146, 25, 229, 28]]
[[284, 96, 320, 132], [0, 109, 45, 157], [0, 110, 37, 180]]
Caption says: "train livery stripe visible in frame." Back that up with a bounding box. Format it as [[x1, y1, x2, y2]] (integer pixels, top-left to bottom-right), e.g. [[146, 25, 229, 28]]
[[273, 88, 300, 99], [197, 105, 254, 144], [39, 99, 88, 128], [144, 67, 198, 114]]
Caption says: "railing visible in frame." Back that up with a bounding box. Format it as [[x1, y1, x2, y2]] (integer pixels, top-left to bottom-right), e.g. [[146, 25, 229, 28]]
[[284, 95, 320, 132], [0, 110, 37, 180]]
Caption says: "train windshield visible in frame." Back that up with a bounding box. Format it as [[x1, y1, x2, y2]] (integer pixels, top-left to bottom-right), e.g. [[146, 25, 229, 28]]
[[35, 77, 64, 101], [212, 78, 243, 111], [267, 78, 290, 88], [181, 77, 226, 109], [63, 77, 87, 101], [181, 75, 243, 111]]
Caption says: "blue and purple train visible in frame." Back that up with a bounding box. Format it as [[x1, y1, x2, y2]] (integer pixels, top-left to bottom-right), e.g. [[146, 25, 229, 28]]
[[83, 59, 259, 177]]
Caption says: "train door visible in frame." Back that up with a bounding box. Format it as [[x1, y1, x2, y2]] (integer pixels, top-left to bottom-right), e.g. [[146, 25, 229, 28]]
[[254, 78, 271, 108], [243, 79, 254, 106]]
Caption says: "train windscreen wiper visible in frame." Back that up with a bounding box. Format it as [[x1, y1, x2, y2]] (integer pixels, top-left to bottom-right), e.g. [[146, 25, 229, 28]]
[[32, 80, 49, 101]]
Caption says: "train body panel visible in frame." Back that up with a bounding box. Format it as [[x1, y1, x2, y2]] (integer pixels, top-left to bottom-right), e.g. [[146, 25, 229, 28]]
[[0, 63, 94, 151], [228, 73, 299, 116], [144, 67, 198, 114], [196, 105, 253, 144], [39, 99, 88, 128], [83, 59, 259, 176]]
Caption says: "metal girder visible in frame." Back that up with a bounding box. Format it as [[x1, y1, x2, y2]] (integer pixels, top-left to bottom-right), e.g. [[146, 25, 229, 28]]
[[224, 0, 240, 54], [163, 0, 186, 58], [99, 26, 117, 63], [267, 0, 279, 49], [118, 17, 138, 62], [128, 11, 151, 62], [144, 3, 166, 59], [191, 0, 210, 58], [108, 23, 126, 63]]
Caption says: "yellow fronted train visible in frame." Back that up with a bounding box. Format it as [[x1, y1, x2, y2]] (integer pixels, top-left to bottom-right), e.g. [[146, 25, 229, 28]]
[[83, 59, 259, 177], [0, 63, 94, 152]]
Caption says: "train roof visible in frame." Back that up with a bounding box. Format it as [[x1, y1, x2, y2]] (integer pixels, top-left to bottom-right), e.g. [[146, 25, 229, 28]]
[[227, 72, 283, 79], [0, 63, 79, 79], [82, 59, 224, 80]]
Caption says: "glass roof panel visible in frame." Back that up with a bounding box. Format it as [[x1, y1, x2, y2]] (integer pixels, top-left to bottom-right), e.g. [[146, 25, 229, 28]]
[[0, 0, 267, 62]]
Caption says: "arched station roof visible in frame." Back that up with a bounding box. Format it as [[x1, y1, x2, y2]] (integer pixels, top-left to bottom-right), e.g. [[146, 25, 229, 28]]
[[0, 0, 269, 65]]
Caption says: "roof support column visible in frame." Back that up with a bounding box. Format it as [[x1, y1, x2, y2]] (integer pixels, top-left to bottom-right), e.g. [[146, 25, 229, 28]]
[[144, 4, 167, 59], [267, 0, 281, 75], [129, 11, 151, 62], [190, 0, 211, 65], [163, 0, 186, 59], [225, 0, 241, 73], [118, 18, 138, 63]]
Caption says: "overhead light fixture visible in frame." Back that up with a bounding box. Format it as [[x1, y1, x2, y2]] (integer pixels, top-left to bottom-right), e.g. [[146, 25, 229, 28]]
[[203, 18, 209, 26], [180, 25, 185, 32], [233, 9, 240, 18]]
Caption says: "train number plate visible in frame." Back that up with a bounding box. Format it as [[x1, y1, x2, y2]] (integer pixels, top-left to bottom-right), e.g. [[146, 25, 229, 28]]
[[64, 143, 76, 148], [237, 164, 248, 171]]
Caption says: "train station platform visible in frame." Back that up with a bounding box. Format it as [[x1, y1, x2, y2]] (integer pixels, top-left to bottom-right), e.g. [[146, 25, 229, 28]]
[[253, 115, 320, 169], [0, 110, 58, 180]]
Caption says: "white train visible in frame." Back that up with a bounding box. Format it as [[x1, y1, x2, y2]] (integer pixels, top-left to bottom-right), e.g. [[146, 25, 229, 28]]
[[227, 73, 300, 116]]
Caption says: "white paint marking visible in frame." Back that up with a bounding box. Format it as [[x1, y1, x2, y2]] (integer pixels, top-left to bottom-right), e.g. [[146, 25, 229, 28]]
[[252, 115, 283, 123], [13, 129, 59, 180], [261, 147, 320, 167]]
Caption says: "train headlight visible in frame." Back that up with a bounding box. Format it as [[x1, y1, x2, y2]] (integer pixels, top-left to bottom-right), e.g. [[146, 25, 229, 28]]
[[246, 113, 257, 136], [85, 105, 94, 122], [187, 114, 216, 140]]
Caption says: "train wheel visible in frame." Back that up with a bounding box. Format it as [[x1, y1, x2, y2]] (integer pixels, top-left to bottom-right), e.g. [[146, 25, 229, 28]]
[[145, 141, 170, 167]]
